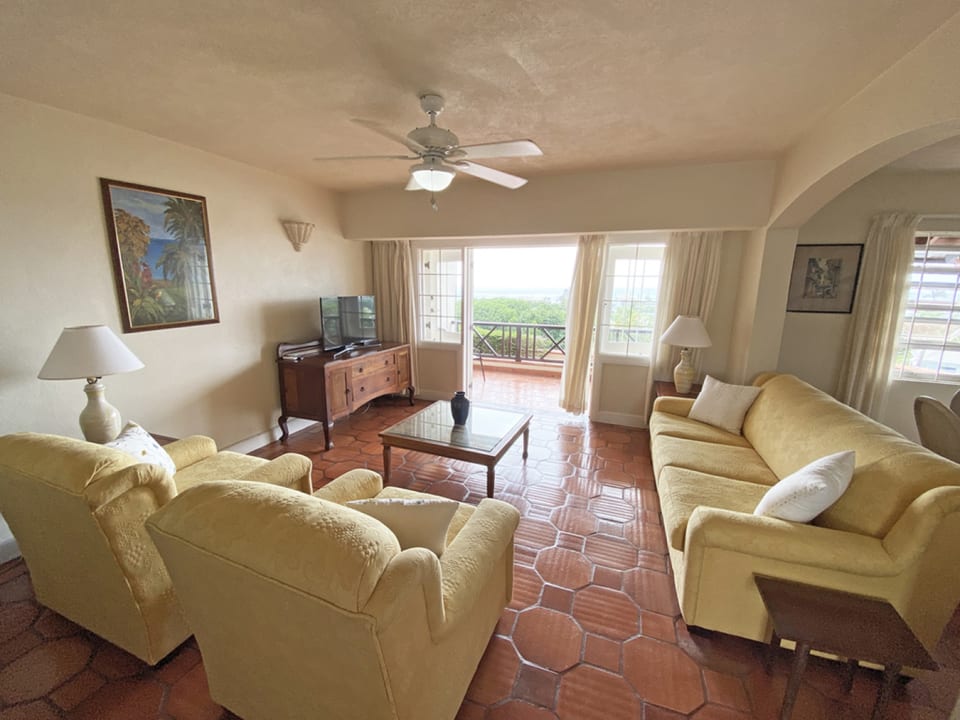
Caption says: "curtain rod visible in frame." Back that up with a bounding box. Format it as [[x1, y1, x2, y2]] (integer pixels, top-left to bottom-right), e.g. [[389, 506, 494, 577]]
[[920, 213, 960, 219]]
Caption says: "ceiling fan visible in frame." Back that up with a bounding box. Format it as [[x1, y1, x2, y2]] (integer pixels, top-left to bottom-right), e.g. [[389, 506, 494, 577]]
[[315, 94, 542, 203]]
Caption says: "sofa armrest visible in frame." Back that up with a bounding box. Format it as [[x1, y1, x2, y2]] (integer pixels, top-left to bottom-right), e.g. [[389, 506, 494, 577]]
[[685, 506, 899, 576], [239, 453, 312, 494], [436, 498, 520, 635], [652, 397, 694, 416], [165, 435, 218, 470], [883, 485, 960, 565], [83, 463, 177, 510], [311, 469, 383, 503]]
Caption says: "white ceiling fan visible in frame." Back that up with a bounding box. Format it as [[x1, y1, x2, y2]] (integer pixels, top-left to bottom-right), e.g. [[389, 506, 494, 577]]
[[315, 94, 543, 202]]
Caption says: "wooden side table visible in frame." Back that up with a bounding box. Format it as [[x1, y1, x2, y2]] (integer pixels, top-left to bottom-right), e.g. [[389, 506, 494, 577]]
[[754, 575, 937, 720], [653, 380, 701, 399]]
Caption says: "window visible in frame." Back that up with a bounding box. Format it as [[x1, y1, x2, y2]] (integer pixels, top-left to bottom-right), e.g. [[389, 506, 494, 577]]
[[418, 248, 463, 343], [893, 233, 960, 382], [597, 243, 665, 357]]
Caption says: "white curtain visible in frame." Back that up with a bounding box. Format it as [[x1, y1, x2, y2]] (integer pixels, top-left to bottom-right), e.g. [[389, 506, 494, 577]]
[[836, 212, 920, 417], [559, 234, 607, 414], [645, 231, 723, 414], [371, 239, 419, 390]]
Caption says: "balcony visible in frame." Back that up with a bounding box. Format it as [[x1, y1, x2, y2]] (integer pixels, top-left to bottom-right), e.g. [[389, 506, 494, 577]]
[[471, 321, 564, 411]]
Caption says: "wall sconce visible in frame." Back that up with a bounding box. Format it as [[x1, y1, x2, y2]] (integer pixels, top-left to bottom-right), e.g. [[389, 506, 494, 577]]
[[281, 220, 314, 252]]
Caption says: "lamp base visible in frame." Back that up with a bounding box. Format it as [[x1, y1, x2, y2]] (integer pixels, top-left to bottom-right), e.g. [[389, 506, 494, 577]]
[[673, 348, 696, 394], [79, 379, 122, 443]]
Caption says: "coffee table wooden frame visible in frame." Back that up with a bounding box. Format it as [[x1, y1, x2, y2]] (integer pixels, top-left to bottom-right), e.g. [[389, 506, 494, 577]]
[[379, 402, 532, 498]]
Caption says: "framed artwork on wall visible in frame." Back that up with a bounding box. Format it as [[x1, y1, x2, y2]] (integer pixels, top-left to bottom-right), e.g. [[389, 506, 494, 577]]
[[100, 178, 220, 332], [786, 243, 864, 314]]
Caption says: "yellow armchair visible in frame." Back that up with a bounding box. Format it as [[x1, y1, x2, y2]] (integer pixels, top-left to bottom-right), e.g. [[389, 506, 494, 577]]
[[0, 431, 312, 665], [145, 470, 520, 720]]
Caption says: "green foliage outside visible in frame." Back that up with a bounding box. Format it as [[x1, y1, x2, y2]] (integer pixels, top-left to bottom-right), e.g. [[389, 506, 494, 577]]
[[471, 297, 567, 361]]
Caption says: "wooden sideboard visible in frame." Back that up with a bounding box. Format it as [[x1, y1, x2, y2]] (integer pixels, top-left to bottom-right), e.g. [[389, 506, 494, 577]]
[[276, 340, 414, 450]]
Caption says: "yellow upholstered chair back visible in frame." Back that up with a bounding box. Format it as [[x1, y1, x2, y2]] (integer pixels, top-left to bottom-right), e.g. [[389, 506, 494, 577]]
[[915, 395, 960, 464], [0, 432, 185, 664], [147, 478, 519, 720]]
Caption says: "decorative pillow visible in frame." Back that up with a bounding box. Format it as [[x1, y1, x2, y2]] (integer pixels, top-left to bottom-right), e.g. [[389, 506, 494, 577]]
[[346, 497, 459, 556], [754, 450, 856, 522], [105, 421, 177, 475], [688, 375, 762, 435]]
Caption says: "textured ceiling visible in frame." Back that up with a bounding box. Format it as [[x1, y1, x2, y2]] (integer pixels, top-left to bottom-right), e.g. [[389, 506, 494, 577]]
[[1, 0, 959, 191]]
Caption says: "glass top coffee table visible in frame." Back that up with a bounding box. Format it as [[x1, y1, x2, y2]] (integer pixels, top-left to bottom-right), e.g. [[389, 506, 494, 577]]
[[379, 401, 532, 498]]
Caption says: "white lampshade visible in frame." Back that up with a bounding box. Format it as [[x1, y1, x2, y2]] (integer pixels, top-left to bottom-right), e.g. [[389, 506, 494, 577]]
[[660, 315, 712, 349], [39, 325, 144, 380], [410, 160, 455, 192]]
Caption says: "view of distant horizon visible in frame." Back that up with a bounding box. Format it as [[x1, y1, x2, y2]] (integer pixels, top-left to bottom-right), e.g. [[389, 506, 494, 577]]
[[473, 247, 576, 302]]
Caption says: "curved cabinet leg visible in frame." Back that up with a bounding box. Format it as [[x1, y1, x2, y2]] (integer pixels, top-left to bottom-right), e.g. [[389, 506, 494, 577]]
[[407, 386, 415, 406], [279, 416, 290, 441], [322, 420, 333, 451]]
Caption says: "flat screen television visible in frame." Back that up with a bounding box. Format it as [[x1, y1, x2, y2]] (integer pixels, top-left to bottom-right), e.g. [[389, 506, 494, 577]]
[[320, 295, 379, 355]]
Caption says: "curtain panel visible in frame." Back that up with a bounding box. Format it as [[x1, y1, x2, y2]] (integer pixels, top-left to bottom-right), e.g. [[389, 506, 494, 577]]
[[370, 239, 419, 390], [645, 231, 723, 416], [836, 212, 920, 418], [560, 234, 607, 415]]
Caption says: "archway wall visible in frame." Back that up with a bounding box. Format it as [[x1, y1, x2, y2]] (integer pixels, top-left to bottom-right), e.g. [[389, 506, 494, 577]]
[[770, 10, 960, 229], [732, 11, 960, 395]]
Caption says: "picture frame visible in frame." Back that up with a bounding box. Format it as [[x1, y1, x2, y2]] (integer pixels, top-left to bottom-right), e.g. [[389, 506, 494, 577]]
[[786, 243, 864, 314], [100, 178, 220, 332]]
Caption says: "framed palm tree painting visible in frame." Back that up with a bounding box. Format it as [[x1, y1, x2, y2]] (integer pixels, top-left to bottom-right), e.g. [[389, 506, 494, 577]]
[[100, 179, 220, 332]]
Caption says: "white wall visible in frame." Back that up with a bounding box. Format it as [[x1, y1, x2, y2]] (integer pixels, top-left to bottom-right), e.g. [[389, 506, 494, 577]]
[[0, 93, 370, 557], [777, 168, 960, 439], [340, 160, 775, 240], [0, 93, 369, 445]]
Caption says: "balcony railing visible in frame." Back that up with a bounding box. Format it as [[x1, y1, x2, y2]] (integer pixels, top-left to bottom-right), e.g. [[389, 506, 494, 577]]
[[472, 321, 566, 364]]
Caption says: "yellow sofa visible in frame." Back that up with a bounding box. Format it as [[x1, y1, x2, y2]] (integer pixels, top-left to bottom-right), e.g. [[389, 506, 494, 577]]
[[145, 469, 520, 720], [0, 432, 312, 664], [650, 373, 960, 650]]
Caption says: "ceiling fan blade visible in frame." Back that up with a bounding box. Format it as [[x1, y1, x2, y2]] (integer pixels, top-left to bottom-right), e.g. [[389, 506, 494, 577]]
[[454, 139, 543, 160], [313, 154, 415, 162], [352, 118, 426, 154], [405, 176, 424, 191], [450, 160, 528, 189]]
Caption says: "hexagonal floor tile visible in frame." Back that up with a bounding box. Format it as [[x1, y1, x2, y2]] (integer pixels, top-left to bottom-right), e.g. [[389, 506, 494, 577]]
[[623, 636, 705, 714], [557, 664, 639, 720], [572, 586, 639, 640]]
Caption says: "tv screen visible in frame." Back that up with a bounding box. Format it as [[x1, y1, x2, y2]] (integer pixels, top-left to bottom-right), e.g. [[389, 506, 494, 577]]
[[320, 295, 378, 352]]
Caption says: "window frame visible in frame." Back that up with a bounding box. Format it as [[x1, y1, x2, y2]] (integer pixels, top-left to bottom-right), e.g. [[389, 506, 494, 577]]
[[892, 231, 960, 384], [416, 247, 465, 347], [595, 241, 666, 363]]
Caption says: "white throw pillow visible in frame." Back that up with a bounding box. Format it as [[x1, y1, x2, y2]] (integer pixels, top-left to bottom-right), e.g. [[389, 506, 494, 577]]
[[346, 497, 459, 556], [105, 421, 177, 475], [688, 375, 763, 435], [754, 450, 856, 522]]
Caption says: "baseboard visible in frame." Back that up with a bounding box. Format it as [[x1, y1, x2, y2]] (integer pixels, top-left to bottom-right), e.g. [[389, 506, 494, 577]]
[[0, 537, 20, 563], [415, 389, 451, 402], [590, 410, 647, 428], [224, 418, 318, 454]]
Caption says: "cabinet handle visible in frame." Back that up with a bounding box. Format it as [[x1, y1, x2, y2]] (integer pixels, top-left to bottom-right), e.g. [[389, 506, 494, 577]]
[[360, 386, 365, 392]]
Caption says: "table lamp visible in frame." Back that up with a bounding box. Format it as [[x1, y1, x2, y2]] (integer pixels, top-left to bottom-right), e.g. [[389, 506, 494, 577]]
[[660, 315, 712, 394], [38, 325, 144, 443]]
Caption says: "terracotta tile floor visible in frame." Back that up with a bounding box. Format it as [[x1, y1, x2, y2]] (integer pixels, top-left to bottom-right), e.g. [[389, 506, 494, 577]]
[[1, 368, 959, 719]]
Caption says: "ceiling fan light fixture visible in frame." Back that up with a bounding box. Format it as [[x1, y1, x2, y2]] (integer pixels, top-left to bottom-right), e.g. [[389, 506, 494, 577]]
[[411, 161, 455, 192]]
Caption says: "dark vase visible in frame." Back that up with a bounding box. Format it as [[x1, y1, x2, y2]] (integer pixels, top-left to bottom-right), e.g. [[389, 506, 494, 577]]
[[450, 391, 470, 425]]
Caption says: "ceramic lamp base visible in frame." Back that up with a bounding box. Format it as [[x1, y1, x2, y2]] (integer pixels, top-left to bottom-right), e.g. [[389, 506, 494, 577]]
[[79, 379, 122, 443], [673, 348, 696, 394]]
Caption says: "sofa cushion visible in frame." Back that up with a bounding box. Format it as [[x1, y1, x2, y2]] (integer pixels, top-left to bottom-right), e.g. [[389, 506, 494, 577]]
[[657, 467, 768, 551], [754, 451, 855, 522], [347, 497, 459, 555], [742, 374, 911, 478], [815, 450, 960, 537], [649, 409, 752, 449], [652, 435, 778, 487], [172, 451, 266, 493], [688, 375, 763, 434]]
